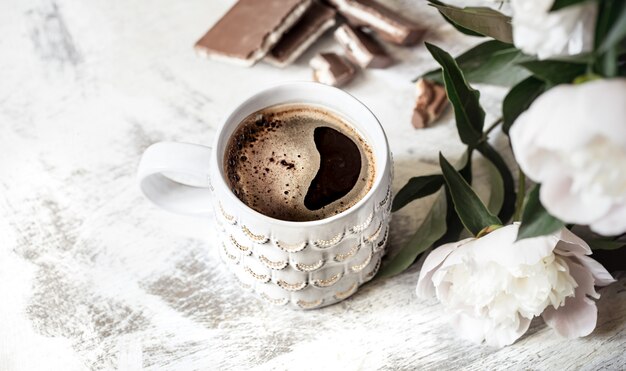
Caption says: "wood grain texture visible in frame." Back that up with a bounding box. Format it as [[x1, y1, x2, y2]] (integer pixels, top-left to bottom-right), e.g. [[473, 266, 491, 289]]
[[0, 0, 623, 370]]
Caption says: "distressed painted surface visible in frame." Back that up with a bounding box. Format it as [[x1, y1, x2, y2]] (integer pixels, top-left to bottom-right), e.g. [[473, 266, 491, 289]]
[[0, 0, 624, 370]]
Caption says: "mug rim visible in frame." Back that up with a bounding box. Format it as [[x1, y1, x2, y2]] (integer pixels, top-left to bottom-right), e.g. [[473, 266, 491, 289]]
[[211, 81, 390, 227]]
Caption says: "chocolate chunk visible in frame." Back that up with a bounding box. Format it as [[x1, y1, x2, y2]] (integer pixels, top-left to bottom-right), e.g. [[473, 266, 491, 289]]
[[334, 24, 393, 68], [310, 52, 356, 87], [412, 78, 448, 129], [304, 126, 362, 210], [195, 0, 313, 67], [267, 1, 337, 68], [327, 0, 424, 46]]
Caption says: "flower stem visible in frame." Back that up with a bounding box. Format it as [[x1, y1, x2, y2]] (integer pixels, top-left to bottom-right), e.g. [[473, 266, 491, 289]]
[[484, 118, 503, 136], [513, 170, 526, 221]]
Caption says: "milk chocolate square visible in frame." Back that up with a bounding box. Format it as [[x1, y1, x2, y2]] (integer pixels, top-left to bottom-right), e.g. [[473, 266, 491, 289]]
[[310, 52, 356, 87], [267, 1, 337, 68], [412, 78, 448, 129], [328, 0, 424, 46], [334, 24, 392, 68], [195, 0, 313, 67]]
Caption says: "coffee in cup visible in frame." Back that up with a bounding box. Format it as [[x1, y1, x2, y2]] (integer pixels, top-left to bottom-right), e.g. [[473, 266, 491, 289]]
[[224, 103, 375, 222]]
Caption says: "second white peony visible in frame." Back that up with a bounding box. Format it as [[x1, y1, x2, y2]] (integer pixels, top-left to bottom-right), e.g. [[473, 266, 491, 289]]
[[416, 224, 614, 347], [510, 0, 597, 59], [510, 79, 626, 236]]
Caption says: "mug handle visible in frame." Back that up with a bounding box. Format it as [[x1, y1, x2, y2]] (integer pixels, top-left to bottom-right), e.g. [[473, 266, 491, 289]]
[[137, 142, 214, 216]]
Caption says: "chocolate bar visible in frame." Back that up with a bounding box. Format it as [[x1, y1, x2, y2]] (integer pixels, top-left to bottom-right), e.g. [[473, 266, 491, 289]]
[[310, 52, 356, 87], [412, 78, 448, 129], [267, 2, 337, 67], [328, 0, 424, 46], [195, 0, 313, 67], [334, 24, 392, 68]]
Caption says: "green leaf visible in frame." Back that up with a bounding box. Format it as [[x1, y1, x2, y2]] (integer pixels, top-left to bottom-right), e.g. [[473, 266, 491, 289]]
[[502, 77, 546, 134], [436, 190, 464, 245], [427, 1, 513, 43], [435, 9, 485, 37], [595, 0, 625, 49], [594, 1, 626, 77], [426, 43, 485, 146], [598, 2, 626, 53], [593, 0, 626, 77], [571, 225, 626, 251], [428, 0, 484, 37], [476, 142, 516, 223], [419, 40, 534, 87], [482, 153, 504, 215], [377, 195, 447, 278], [435, 151, 473, 245], [602, 47, 619, 77], [550, 0, 589, 11], [587, 238, 626, 251], [439, 153, 501, 236], [516, 185, 564, 241], [391, 175, 444, 212], [519, 60, 588, 85]]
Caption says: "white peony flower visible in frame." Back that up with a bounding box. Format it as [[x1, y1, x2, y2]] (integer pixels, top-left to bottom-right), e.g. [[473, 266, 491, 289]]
[[510, 0, 597, 59], [416, 224, 614, 347], [510, 79, 626, 236]]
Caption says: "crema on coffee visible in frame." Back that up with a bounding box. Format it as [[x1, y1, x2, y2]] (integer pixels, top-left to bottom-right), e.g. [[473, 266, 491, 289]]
[[224, 103, 375, 221]]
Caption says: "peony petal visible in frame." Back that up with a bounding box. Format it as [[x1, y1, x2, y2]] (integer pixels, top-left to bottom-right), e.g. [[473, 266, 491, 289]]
[[556, 228, 591, 253], [511, 0, 596, 59], [510, 110, 563, 182], [451, 309, 531, 348], [511, 80, 626, 235], [542, 258, 598, 338], [590, 204, 626, 236], [524, 81, 626, 150], [431, 269, 453, 302], [449, 312, 489, 345], [415, 241, 465, 298], [569, 259, 599, 298], [554, 228, 616, 286], [572, 80, 626, 148], [440, 224, 556, 269], [554, 227, 592, 256], [542, 295, 597, 338], [576, 255, 616, 287], [484, 316, 532, 348], [540, 174, 613, 225]]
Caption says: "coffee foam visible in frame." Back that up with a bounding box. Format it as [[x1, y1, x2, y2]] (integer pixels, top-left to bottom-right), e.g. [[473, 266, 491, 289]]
[[225, 103, 375, 221]]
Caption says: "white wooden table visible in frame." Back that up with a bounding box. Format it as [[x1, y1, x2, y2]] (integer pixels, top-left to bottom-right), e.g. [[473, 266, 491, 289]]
[[1, 0, 624, 369]]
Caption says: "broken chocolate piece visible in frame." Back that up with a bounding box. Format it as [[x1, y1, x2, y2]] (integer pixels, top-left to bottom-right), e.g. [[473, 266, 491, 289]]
[[412, 78, 448, 129], [195, 0, 313, 67], [334, 24, 393, 68], [267, 1, 337, 68], [310, 52, 356, 87], [328, 0, 425, 46]]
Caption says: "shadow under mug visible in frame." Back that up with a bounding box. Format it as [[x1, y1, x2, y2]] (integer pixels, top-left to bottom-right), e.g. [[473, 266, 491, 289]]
[[137, 82, 393, 309]]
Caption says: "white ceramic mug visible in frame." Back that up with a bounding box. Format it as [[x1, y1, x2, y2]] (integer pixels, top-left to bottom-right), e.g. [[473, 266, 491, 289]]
[[137, 82, 392, 309]]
